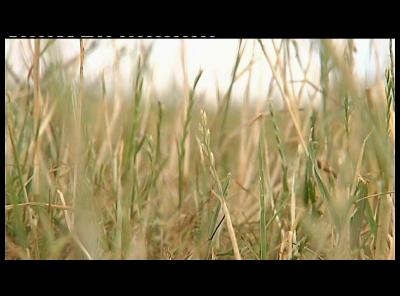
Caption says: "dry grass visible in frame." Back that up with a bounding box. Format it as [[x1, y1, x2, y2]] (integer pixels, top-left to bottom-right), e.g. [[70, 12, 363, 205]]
[[5, 38, 395, 259]]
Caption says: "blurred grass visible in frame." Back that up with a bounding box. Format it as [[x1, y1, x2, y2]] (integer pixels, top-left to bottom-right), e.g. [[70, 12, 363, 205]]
[[5, 39, 395, 259]]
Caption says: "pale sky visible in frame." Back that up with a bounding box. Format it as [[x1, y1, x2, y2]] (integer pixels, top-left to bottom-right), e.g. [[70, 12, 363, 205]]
[[5, 39, 394, 105]]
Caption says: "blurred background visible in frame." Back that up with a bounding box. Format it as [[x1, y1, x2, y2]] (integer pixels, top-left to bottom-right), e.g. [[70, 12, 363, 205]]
[[5, 39, 394, 107]]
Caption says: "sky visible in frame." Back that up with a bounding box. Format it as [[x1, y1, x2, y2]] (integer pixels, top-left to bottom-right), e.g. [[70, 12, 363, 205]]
[[5, 39, 394, 105]]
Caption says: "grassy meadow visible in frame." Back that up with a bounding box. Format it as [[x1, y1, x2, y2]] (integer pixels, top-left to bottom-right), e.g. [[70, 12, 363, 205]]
[[5, 39, 395, 259]]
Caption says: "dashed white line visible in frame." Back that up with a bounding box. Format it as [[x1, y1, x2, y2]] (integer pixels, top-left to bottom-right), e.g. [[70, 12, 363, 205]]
[[7, 35, 217, 38]]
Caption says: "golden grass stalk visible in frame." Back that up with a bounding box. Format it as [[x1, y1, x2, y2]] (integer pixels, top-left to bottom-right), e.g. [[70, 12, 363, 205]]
[[211, 190, 242, 260], [57, 189, 92, 260], [6, 202, 73, 212], [258, 39, 309, 158], [33, 39, 41, 198]]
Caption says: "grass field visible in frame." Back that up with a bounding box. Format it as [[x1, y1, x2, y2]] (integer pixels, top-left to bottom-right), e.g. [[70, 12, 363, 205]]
[[5, 39, 395, 259]]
